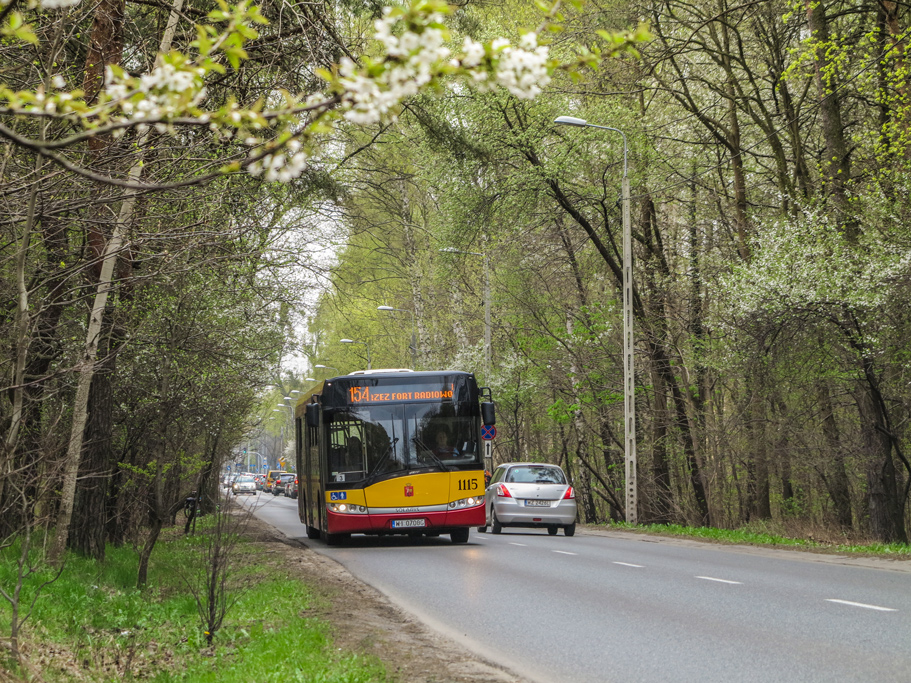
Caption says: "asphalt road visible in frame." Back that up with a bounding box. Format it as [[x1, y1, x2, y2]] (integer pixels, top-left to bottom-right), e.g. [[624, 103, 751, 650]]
[[239, 491, 911, 683]]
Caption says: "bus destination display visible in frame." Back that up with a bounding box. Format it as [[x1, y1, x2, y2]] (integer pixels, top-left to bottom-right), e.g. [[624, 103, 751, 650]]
[[348, 384, 455, 404]]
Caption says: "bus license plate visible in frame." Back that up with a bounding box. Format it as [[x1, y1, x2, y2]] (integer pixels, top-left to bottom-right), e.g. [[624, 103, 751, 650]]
[[392, 519, 426, 528], [525, 500, 550, 507]]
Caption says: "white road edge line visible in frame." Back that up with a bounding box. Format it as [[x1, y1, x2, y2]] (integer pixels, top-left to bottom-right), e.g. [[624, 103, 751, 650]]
[[826, 599, 897, 612], [509, 542, 527, 547], [553, 550, 577, 555], [696, 576, 742, 585], [613, 562, 644, 568]]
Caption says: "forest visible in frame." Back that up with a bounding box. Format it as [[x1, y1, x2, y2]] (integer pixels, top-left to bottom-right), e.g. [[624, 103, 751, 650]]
[[1, 0, 909, 611], [311, 0, 911, 544]]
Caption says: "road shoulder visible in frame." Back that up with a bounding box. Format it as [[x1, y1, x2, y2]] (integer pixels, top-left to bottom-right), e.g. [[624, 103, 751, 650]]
[[243, 513, 525, 682], [579, 525, 911, 573]]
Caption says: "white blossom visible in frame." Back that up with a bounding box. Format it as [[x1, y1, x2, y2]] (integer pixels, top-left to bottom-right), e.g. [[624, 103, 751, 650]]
[[461, 38, 485, 68], [718, 209, 911, 324], [340, 10, 453, 125], [494, 41, 551, 99], [247, 140, 308, 182], [103, 61, 206, 123]]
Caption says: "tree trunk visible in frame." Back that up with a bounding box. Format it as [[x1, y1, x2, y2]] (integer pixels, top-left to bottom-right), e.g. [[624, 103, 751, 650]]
[[806, 0, 856, 240], [69, 342, 117, 559], [649, 365, 673, 524], [857, 378, 906, 542], [48, 0, 186, 566], [721, 20, 751, 262], [136, 515, 163, 588], [747, 379, 772, 521], [816, 380, 853, 529]]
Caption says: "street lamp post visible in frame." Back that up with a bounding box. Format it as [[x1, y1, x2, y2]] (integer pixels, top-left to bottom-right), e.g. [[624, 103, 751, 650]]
[[555, 115, 637, 525], [439, 247, 491, 378], [340, 339, 371, 370], [377, 305, 417, 369]]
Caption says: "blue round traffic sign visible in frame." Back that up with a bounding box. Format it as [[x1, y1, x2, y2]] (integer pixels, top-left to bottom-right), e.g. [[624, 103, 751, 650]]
[[481, 425, 497, 441]]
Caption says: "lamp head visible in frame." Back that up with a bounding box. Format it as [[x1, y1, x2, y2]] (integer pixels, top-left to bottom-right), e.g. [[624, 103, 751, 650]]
[[377, 305, 394, 311], [555, 116, 588, 127]]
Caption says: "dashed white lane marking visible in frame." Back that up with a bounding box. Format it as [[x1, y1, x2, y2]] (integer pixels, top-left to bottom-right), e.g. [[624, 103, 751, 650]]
[[696, 576, 742, 585], [553, 550, 577, 555], [826, 599, 897, 612], [613, 562, 644, 568], [509, 542, 527, 547]]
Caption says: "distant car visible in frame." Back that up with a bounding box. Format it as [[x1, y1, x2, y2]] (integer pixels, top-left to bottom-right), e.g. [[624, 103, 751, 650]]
[[273, 472, 295, 496], [479, 463, 576, 536], [253, 474, 265, 490], [222, 474, 234, 488], [231, 474, 257, 495], [264, 470, 286, 494], [284, 476, 298, 499]]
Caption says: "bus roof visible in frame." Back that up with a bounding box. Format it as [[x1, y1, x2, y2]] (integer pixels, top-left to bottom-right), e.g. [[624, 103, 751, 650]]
[[335, 369, 475, 380]]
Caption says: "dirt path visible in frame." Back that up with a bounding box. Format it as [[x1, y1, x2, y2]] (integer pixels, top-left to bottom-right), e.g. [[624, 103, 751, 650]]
[[243, 514, 525, 683]]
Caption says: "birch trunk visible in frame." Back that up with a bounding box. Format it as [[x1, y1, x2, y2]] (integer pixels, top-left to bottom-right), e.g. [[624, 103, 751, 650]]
[[48, 0, 186, 565]]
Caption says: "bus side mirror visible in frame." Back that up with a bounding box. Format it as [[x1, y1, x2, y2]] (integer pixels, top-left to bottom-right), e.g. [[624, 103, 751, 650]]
[[306, 403, 320, 428], [481, 402, 496, 426]]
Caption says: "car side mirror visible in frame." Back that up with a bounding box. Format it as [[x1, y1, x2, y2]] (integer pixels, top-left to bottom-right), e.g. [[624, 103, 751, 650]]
[[481, 401, 495, 426], [306, 403, 320, 428]]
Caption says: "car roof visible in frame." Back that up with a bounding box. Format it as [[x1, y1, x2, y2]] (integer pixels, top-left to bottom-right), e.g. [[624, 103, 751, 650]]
[[497, 462, 564, 469]]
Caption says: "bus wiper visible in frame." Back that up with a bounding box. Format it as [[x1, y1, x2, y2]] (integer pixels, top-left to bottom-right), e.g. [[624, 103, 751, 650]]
[[364, 437, 399, 487], [412, 438, 451, 472]]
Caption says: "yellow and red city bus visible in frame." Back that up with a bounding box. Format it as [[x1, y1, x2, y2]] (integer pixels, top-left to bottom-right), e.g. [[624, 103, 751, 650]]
[[294, 369, 495, 545]]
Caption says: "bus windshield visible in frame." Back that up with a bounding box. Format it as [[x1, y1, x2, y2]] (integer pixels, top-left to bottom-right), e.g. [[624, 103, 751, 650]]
[[325, 402, 481, 484]]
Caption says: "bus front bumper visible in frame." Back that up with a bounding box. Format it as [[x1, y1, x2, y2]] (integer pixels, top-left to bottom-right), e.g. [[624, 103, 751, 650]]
[[326, 503, 484, 535]]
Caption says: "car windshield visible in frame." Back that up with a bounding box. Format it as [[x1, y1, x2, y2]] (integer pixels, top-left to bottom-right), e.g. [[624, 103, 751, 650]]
[[324, 403, 481, 484], [505, 466, 566, 485], [236, 476, 254, 483]]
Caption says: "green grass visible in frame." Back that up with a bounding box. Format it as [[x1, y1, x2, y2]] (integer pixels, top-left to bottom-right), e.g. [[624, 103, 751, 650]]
[[602, 521, 911, 557], [0, 525, 386, 682]]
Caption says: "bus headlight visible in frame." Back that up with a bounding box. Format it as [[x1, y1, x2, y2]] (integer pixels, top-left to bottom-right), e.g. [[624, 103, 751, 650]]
[[448, 497, 482, 509], [327, 503, 368, 514]]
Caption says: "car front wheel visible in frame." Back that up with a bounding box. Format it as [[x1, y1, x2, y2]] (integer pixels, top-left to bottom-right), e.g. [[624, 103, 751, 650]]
[[547, 526, 558, 535]]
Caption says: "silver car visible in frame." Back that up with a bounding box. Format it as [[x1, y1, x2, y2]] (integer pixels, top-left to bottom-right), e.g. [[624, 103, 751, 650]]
[[231, 474, 257, 495], [479, 463, 576, 536]]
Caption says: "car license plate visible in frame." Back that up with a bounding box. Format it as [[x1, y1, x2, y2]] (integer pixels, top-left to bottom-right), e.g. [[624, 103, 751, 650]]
[[524, 499, 551, 507], [392, 518, 426, 528]]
